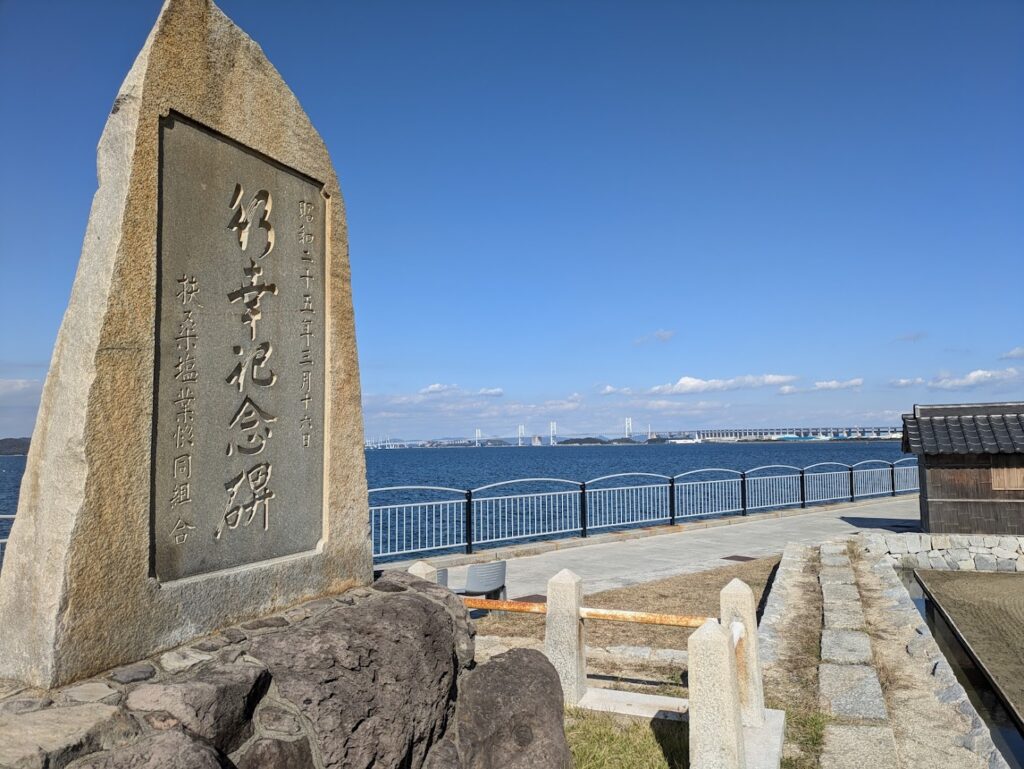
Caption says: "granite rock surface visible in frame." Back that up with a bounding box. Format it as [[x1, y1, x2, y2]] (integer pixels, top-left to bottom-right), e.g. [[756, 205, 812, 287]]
[[0, 575, 567, 769]]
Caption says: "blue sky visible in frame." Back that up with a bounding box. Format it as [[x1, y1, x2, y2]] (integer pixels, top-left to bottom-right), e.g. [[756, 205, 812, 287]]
[[0, 1, 1022, 440]]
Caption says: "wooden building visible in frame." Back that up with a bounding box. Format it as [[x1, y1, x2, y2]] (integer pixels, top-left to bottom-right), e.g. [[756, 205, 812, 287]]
[[902, 402, 1024, 534]]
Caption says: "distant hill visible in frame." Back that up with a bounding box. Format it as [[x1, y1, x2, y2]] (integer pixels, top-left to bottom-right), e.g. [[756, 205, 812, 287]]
[[0, 437, 30, 455]]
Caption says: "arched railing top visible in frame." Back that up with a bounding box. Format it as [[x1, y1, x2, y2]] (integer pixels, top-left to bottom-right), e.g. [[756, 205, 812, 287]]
[[745, 464, 803, 475], [585, 472, 672, 485], [368, 485, 466, 496], [472, 477, 580, 494], [674, 468, 744, 479], [803, 462, 852, 471], [367, 458, 913, 497]]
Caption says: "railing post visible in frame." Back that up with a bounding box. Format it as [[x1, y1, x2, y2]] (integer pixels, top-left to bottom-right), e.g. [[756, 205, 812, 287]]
[[464, 489, 474, 554], [720, 578, 766, 727], [848, 466, 855, 501], [545, 569, 588, 706], [740, 471, 748, 516], [890, 463, 897, 496], [688, 619, 746, 769], [408, 560, 438, 583], [669, 476, 677, 525], [579, 481, 588, 538], [799, 469, 806, 508]]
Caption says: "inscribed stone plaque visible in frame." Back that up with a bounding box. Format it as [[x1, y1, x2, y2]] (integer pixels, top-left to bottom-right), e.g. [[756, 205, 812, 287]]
[[154, 113, 326, 581]]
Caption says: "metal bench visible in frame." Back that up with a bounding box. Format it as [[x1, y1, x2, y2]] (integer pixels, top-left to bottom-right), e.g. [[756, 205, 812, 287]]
[[453, 560, 507, 600]]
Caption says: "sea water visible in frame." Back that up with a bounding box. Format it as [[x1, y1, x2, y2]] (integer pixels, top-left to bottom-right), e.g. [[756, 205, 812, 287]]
[[0, 440, 910, 530]]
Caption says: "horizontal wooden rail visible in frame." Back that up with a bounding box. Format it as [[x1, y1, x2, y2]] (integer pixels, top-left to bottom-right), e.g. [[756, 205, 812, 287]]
[[579, 606, 710, 628], [463, 597, 547, 614], [462, 597, 712, 628]]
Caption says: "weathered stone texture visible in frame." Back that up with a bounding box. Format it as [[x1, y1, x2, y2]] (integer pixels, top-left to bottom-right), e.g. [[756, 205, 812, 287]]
[[0, 0, 370, 689], [544, 569, 587, 706], [821, 725, 898, 769], [234, 737, 314, 769], [821, 630, 873, 665], [444, 649, 572, 769], [688, 620, 746, 769], [248, 581, 464, 769], [108, 663, 155, 685], [66, 729, 228, 769], [126, 658, 270, 752], [0, 704, 138, 769], [819, 663, 887, 720], [0, 579, 571, 769]]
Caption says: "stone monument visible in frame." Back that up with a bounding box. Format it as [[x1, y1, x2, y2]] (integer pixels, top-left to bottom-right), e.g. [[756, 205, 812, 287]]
[[0, 0, 371, 688]]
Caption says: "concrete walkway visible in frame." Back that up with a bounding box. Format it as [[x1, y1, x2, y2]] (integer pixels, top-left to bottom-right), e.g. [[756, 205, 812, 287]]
[[446, 496, 920, 598]]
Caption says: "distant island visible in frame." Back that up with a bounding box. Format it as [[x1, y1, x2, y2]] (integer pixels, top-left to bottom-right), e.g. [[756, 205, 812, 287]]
[[0, 437, 30, 456]]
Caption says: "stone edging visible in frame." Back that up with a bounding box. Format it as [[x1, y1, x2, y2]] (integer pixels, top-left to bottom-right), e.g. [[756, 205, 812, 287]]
[[757, 542, 812, 668], [863, 532, 1024, 572], [854, 543, 1010, 768]]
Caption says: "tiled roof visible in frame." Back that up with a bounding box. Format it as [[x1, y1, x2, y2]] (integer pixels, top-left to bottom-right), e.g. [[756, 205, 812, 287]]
[[902, 403, 1024, 455]]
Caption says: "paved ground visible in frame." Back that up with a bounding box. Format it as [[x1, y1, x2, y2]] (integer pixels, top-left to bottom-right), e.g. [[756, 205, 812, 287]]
[[446, 495, 920, 598]]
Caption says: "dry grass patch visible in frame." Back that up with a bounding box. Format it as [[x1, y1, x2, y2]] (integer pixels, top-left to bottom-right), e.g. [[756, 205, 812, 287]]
[[566, 708, 689, 769], [587, 661, 688, 699], [475, 556, 780, 650]]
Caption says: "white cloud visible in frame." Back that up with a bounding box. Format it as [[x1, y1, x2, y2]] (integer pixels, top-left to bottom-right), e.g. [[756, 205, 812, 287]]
[[477, 387, 504, 397], [812, 378, 864, 391], [778, 385, 799, 396], [418, 383, 459, 395], [890, 377, 925, 388], [1000, 346, 1024, 360], [0, 379, 44, 437], [633, 399, 724, 414], [650, 373, 797, 395], [0, 379, 38, 398], [599, 385, 633, 396], [927, 368, 1019, 390], [634, 329, 676, 345]]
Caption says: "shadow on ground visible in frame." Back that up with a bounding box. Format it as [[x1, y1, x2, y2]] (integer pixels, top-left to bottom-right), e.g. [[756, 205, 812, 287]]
[[840, 516, 920, 532], [651, 717, 689, 769]]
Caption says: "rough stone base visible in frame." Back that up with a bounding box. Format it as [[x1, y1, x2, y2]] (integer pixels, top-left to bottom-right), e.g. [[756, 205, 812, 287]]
[[0, 574, 571, 769]]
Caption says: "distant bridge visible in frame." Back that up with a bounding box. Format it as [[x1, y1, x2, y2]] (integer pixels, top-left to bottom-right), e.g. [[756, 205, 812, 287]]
[[662, 426, 901, 442], [364, 425, 903, 449]]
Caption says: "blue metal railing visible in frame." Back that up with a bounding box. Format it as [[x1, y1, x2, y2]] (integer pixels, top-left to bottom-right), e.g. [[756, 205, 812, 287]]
[[368, 458, 919, 560], [0, 460, 919, 571]]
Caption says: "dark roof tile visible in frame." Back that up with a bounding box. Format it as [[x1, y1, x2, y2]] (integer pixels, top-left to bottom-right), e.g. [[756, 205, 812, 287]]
[[902, 406, 1024, 455]]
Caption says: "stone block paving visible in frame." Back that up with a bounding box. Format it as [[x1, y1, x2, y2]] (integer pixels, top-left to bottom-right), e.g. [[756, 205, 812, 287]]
[[821, 630, 874, 665], [818, 663, 887, 720], [821, 724, 899, 769], [816, 541, 899, 764]]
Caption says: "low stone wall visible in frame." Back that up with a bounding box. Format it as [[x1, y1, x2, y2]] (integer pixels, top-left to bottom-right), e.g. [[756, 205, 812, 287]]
[[863, 532, 1024, 572], [0, 573, 571, 769], [757, 542, 814, 670]]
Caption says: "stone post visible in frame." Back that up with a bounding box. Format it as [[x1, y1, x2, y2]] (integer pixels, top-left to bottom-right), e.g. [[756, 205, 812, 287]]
[[408, 561, 438, 583], [688, 619, 746, 769], [544, 569, 587, 705], [720, 578, 766, 727]]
